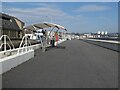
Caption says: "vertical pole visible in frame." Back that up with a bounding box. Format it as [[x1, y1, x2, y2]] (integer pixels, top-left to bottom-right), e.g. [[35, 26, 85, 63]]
[[25, 36, 27, 52], [51, 17, 52, 23], [46, 16, 52, 23], [62, 30, 63, 40], [63, 31, 65, 40], [4, 35, 6, 51], [64, 31, 65, 40]]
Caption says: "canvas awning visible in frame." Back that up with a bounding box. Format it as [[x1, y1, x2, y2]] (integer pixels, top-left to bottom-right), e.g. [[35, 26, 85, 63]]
[[25, 22, 67, 31]]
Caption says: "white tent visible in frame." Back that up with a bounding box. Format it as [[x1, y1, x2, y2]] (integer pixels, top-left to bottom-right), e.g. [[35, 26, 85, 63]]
[[25, 22, 67, 31]]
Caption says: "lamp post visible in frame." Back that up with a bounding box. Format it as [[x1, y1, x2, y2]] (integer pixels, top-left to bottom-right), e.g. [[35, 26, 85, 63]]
[[46, 16, 52, 23]]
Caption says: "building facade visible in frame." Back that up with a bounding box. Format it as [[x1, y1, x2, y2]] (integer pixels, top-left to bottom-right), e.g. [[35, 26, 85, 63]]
[[0, 13, 25, 39]]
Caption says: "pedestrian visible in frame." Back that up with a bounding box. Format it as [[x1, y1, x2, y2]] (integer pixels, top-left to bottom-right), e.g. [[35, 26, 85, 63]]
[[55, 32, 59, 46], [51, 36, 55, 47], [41, 29, 47, 52]]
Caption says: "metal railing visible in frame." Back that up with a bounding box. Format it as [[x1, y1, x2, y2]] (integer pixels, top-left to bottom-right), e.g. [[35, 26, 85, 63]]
[[17, 36, 32, 54], [0, 34, 67, 59], [0, 35, 33, 59], [0, 35, 15, 51]]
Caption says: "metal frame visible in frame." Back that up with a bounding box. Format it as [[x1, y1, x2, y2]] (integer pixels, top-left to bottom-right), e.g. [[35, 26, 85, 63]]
[[0, 35, 15, 51]]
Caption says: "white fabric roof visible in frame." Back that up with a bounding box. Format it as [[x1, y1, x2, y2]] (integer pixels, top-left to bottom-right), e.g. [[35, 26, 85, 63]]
[[25, 22, 67, 31]]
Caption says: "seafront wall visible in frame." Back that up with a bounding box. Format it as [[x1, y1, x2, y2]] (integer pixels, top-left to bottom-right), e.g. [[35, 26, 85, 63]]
[[0, 39, 66, 75], [0, 50, 34, 75], [81, 39, 119, 52]]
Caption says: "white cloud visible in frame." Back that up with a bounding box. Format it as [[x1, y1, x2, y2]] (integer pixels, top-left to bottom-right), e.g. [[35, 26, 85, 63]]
[[2, 4, 117, 33], [76, 5, 111, 12], [3, 2, 67, 18], [28, 3, 59, 8], [3, 6, 80, 26]]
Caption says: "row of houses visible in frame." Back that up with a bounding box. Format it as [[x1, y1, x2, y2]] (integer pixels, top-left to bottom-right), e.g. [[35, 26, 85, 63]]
[[0, 13, 25, 39]]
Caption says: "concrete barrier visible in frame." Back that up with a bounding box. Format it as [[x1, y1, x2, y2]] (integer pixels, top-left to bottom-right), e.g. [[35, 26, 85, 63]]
[[30, 44, 42, 50], [0, 50, 34, 74], [81, 39, 119, 52], [0, 39, 66, 75], [0, 44, 40, 75], [0, 44, 41, 59]]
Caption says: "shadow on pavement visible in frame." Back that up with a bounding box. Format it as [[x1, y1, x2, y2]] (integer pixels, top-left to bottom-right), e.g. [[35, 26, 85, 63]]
[[46, 45, 66, 51]]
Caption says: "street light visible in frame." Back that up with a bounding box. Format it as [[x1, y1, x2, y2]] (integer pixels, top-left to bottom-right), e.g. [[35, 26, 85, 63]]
[[46, 16, 52, 23]]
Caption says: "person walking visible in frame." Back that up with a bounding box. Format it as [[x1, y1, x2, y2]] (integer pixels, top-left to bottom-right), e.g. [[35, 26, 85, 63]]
[[41, 30, 47, 52], [51, 36, 55, 47], [55, 32, 59, 46]]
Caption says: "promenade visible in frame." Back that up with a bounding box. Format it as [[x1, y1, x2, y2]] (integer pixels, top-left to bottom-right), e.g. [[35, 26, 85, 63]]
[[2, 40, 118, 88]]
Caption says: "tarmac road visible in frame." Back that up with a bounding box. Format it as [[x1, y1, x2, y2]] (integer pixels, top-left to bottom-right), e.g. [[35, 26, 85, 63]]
[[2, 39, 118, 88]]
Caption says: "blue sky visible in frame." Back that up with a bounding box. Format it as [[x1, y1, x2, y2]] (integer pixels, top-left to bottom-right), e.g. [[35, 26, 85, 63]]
[[1, 2, 118, 33]]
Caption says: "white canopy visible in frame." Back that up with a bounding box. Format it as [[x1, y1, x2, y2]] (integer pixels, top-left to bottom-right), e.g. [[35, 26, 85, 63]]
[[25, 22, 67, 31]]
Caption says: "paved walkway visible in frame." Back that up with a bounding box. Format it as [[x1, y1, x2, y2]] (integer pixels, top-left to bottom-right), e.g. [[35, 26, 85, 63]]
[[2, 40, 118, 88]]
